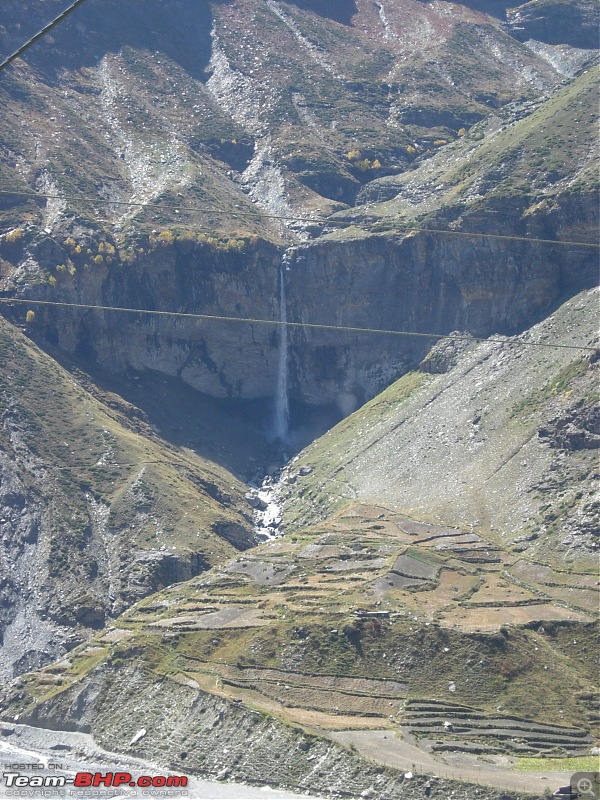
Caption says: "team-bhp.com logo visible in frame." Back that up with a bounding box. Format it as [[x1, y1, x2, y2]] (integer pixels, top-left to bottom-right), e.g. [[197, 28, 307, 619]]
[[3, 771, 188, 790]]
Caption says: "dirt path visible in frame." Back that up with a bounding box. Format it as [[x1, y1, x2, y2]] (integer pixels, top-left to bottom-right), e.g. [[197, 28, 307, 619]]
[[327, 729, 573, 795]]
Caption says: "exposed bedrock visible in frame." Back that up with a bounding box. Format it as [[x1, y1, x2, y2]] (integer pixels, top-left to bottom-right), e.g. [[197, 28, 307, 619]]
[[25, 194, 598, 414], [505, 0, 600, 48]]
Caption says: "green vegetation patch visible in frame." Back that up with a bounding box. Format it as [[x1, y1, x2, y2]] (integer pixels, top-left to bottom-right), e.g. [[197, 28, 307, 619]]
[[512, 357, 589, 417], [514, 756, 600, 772]]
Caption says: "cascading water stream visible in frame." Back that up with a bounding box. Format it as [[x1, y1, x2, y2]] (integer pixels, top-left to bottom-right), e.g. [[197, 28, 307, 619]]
[[274, 253, 290, 442], [249, 254, 291, 541]]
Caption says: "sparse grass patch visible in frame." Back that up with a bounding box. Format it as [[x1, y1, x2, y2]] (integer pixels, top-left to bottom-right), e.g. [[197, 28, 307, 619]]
[[512, 358, 589, 418], [514, 756, 599, 772]]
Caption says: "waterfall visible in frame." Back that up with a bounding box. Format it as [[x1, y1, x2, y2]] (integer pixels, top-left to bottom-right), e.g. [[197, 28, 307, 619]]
[[274, 254, 290, 442]]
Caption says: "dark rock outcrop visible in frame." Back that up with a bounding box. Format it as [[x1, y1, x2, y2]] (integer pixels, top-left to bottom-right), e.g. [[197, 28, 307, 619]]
[[505, 0, 600, 48], [538, 401, 600, 451]]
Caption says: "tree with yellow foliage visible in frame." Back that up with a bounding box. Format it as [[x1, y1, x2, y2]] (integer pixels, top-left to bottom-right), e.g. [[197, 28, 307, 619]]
[[5, 228, 24, 243]]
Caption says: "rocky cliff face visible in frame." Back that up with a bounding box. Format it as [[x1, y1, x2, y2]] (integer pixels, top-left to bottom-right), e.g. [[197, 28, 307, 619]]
[[19, 236, 284, 401], [284, 209, 597, 407], [9, 184, 596, 419], [0, 4, 596, 419]]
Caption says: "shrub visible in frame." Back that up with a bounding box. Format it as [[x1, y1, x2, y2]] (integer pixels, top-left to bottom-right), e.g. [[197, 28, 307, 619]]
[[93, 255, 103, 265], [48, 275, 57, 286], [406, 145, 416, 157], [346, 148, 361, 160], [25, 310, 35, 323], [5, 228, 24, 243], [157, 230, 175, 244]]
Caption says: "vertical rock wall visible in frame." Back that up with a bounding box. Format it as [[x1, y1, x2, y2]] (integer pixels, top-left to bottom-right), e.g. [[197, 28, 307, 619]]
[[25, 200, 598, 412]]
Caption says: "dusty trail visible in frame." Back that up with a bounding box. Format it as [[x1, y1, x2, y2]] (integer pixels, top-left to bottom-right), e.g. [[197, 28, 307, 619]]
[[328, 729, 573, 796]]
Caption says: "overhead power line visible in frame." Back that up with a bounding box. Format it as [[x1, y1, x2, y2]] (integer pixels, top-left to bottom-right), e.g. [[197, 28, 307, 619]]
[[0, 0, 90, 73], [0, 297, 596, 352], [1, 190, 599, 249]]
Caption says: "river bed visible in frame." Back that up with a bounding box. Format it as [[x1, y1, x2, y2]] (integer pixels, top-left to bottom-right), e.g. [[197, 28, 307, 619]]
[[0, 722, 321, 800]]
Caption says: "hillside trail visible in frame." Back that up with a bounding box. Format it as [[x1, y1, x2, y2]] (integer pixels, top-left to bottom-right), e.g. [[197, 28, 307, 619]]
[[328, 729, 574, 795]]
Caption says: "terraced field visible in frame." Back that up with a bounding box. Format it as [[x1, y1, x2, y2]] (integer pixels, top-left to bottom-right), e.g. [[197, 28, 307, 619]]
[[110, 503, 596, 642], [14, 499, 597, 749], [403, 700, 594, 757]]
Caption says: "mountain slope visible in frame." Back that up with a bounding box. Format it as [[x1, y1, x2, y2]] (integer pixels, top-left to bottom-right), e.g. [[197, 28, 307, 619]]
[[0, 0, 596, 245], [344, 65, 599, 229], [284, 288, 599, 566], [0, 0, 584, 235], [0, 2, 597, 796], [2, 292, 598, 800], [0, 315, 262, 679], [0, 2, 597, 419]]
